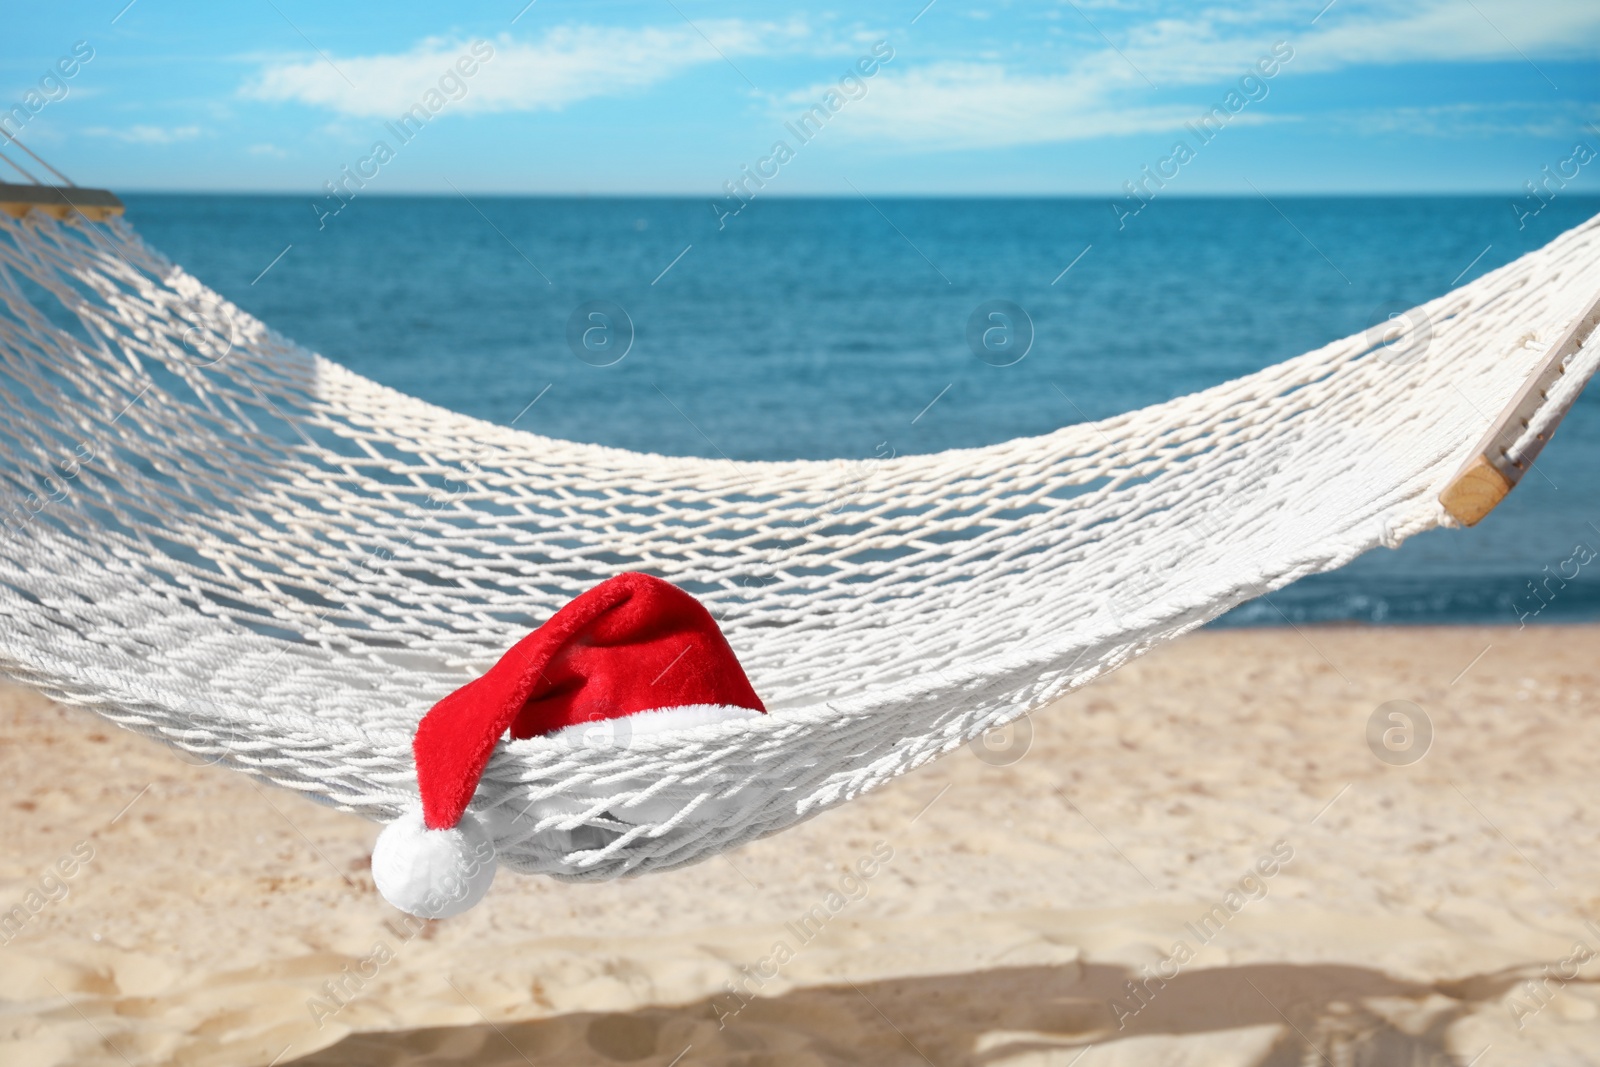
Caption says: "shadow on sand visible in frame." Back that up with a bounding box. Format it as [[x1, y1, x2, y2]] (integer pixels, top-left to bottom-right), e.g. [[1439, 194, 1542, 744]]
[[287, 958, 1552, 1066]]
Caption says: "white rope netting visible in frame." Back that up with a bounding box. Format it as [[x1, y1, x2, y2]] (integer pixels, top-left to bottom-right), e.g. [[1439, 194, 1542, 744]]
[[1, 210, 1597, 880]]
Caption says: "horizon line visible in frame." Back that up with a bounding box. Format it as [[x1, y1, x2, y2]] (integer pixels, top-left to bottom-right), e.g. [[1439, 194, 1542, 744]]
[[90, 188, 1600, 199]]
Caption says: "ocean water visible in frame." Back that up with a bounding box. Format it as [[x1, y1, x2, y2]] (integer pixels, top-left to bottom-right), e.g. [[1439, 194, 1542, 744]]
[[122, 193, 1600, 627]]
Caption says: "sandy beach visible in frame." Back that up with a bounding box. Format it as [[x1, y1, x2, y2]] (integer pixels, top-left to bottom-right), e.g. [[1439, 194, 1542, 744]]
[[3, 622, 1600, 1066]]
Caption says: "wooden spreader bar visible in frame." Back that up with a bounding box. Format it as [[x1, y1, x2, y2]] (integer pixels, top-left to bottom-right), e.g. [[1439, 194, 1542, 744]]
[[1438, 288, 1600, 527], [0, 182, 123, 222]]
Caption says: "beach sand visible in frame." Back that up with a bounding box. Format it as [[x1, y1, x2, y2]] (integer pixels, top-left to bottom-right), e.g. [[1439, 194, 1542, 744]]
[[3, 623, 1600, 1066]]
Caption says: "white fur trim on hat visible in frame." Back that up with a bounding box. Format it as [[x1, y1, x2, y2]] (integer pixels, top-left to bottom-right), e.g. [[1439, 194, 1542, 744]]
[[541, 703, 762, 748], [490, 705, 764, 848]]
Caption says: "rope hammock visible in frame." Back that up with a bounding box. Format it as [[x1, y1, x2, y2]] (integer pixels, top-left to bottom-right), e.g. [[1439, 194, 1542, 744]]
[[2, 187, 1598, 884]]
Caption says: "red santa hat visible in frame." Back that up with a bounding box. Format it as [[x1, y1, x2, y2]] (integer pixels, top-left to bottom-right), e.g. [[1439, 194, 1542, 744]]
[[372, 572, 765, 917]]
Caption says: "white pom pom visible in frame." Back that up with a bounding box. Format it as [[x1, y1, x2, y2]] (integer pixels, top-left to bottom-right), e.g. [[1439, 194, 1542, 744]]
[[372, 807, 497, 919]]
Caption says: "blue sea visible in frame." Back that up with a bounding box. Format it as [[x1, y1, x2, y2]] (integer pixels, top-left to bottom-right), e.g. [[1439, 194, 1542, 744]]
[[123, 193, 1600, 627]]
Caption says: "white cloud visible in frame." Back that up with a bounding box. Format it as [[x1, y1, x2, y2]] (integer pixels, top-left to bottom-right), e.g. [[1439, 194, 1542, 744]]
[[794, 0, 1600, 150], [84, 125, 204, 144], [241, 21, 817, 119], [1293, 0, 1600, 71], [235, 3, 1600, 152], [1316, 102, 1600, 140], [782, 63, 1207, 149], [1073, 0, 1600, 82]]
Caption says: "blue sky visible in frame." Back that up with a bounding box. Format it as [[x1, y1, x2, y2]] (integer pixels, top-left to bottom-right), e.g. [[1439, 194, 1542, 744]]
[[3, 0, 1599, 194]]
